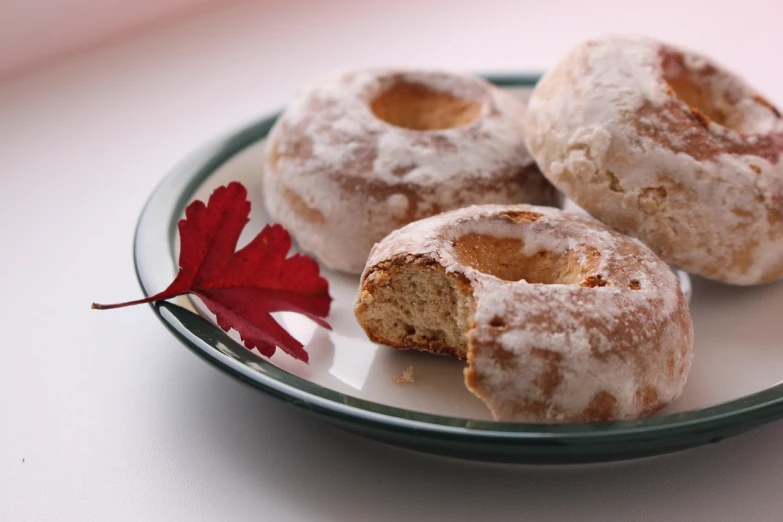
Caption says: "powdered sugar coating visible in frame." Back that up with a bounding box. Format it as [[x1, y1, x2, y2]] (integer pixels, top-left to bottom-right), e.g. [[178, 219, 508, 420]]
[[360, 204, 694, 423], [264, 69, 558, 274], [525, 35, 783, 285]]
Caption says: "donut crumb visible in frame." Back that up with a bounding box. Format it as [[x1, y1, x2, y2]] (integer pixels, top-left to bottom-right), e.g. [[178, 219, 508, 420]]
[[394, 366, 415, 384], [749, 164, 762, 174], [629, 279, 642, 290]]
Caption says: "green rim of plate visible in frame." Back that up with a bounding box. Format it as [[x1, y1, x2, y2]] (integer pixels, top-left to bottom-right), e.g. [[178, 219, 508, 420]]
[[133, 73, 783, 463]]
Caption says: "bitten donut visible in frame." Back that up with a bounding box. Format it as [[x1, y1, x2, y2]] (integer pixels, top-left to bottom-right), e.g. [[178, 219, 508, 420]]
[[264, 69, 559, 274], [524, 36, 783, 285], [354, 204, 694, 423]]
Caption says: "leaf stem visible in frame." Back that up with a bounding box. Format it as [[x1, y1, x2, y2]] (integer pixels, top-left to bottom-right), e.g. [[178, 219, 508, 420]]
[[91, 296, 159, 310]]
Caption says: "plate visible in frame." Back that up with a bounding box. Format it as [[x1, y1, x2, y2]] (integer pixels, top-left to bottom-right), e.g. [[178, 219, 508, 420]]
[[135, 74, 783, 464]]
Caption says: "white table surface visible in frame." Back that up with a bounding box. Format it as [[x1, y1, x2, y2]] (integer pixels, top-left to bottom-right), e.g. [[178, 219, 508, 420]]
[[3, 0, 783, 520]]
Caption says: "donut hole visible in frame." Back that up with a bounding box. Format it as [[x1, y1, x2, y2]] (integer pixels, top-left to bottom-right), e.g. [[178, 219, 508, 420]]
[[662, 57, 730, 127], [370, 80, 482, 131], [660, 48, 780, 133], [453, 234, 583, 285]]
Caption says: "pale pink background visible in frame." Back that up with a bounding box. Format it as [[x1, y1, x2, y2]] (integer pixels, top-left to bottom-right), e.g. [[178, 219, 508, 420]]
[[0, 0, 226, 77]]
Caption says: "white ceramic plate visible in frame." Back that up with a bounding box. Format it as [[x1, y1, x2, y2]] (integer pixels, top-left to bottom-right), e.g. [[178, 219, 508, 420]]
[[134, 75, 783, 463]]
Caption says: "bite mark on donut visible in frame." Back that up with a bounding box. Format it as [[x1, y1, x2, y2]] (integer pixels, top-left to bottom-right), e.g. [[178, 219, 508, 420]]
[[354, 259, 476, 359]]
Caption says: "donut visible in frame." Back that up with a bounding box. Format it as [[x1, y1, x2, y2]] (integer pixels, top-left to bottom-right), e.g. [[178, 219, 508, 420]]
[[524, 36, 783, 285], [353, 204, 693, 423], [264, 69, 559, 274]]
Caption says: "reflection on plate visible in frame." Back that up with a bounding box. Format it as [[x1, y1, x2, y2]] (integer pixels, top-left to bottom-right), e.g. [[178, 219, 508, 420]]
[[135, 75, 783, 464]]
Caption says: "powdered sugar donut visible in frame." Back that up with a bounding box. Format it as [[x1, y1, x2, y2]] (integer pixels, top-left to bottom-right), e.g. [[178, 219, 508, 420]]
[[264, 69, 559, 274], [525, 36, 783, 285], [354, 204, 693, 423]]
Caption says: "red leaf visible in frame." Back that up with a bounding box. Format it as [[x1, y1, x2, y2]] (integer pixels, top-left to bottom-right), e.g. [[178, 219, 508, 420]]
[[92, 182, 332, 362]]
